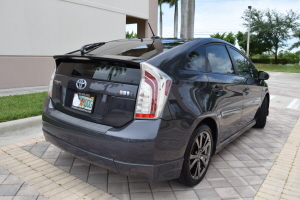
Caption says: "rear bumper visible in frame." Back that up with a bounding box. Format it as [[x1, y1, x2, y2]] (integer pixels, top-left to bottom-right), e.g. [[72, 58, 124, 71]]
[[42, 97, 183, 182]]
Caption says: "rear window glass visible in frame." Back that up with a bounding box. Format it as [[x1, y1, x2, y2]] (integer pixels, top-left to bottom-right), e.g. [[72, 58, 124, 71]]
[[89, 39, 187, 60], [56, 61, 140, 84]]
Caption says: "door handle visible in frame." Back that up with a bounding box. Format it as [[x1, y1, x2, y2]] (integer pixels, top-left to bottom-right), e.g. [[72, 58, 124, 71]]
[[243, 87, 249, 94], [212, 85, 223, 95]]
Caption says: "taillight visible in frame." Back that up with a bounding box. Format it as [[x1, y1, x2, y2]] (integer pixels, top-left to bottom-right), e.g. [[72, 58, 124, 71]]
[[135, 62, 172, 119], [48, 68, 56, 98]]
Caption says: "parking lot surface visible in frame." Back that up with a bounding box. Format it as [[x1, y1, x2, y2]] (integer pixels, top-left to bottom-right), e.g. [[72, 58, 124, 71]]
[[1, 72, 300, 200]]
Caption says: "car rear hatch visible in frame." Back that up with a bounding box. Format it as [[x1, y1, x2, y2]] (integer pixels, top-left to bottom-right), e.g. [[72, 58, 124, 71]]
[[50, 56, 141, 127]]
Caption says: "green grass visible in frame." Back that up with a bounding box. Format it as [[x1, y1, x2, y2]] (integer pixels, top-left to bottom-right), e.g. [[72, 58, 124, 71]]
[[0, 92, 47, 122], [255, 63, 300, 73]]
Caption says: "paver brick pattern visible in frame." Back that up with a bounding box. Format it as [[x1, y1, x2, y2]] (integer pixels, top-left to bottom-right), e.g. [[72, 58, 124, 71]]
[[0, 147, 116, 200], [0, 107, 299, 200], [254, 110, 300, 200], [0, 166, 47, 199]]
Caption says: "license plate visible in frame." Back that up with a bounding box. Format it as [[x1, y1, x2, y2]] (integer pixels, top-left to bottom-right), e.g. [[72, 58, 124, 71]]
[[72, 93, 94, 113]]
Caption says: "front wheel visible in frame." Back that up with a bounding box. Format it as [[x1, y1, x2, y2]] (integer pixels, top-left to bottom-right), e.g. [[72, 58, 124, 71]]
[[177, 124, 213, 186]]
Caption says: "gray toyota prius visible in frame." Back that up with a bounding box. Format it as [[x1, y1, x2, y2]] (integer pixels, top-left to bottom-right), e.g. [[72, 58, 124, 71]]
[[43, 37, 270, 186]]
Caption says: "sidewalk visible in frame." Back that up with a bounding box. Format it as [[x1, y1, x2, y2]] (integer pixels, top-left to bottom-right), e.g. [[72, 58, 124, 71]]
[[0, 86, 48, 97]]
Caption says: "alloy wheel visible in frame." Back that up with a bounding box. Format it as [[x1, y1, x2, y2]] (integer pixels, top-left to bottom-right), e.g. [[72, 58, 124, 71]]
[[189, 130, 212, 179]]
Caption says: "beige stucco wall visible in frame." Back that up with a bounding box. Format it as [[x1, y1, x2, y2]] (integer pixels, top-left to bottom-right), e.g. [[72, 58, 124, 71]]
[[0, 0, 126, 55], [0, 56, 55, 89], [0, 0, 157, 89], [62, 0, 149, 20], [147, 0, 158, 37]]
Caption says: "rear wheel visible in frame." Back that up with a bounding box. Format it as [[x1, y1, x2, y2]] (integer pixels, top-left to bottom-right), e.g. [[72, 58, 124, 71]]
[[177, 124, 213, 186], [254, 97, 268, 128]]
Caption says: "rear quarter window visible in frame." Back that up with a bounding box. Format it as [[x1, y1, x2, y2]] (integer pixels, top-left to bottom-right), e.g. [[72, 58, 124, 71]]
[[188, 45, 206, 71]]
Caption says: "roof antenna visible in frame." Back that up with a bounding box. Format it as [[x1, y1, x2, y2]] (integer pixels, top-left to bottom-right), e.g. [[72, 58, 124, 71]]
[[148, 22, 160, 39]]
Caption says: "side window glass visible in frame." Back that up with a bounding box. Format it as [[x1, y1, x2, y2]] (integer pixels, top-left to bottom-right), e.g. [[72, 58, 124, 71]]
[[188, 46, 206, 71], [249, 62, 259, 78], [206, 45, 234, 74], [229, 48, 258, 78]]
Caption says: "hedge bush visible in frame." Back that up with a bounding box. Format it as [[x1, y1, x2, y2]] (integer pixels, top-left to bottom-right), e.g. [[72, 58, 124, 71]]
[[251, 57, 291, 64]]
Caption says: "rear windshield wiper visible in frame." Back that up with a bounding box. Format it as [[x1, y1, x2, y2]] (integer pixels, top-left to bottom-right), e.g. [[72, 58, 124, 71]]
[[80, 42, 105, 55], [66, 42, 106, 55]]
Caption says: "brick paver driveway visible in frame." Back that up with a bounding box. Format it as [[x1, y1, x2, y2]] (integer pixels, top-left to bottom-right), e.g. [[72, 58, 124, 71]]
[[1, 106, 299, 200]]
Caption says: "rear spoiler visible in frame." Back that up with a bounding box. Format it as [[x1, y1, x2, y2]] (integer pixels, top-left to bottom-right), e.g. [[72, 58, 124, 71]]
[[53, 55, 141, 68]]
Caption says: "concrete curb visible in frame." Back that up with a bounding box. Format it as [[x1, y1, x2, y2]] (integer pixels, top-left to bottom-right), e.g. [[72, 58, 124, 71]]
[[0, 115, 42, 136], [0, 86, 48, 97]]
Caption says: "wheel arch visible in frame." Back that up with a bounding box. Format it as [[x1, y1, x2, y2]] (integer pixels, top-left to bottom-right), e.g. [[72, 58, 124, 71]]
[[263, 92, 270, 116], [196, 117, 218, 155], [177, 116, 219, 186], [255, 92, 270, 118]]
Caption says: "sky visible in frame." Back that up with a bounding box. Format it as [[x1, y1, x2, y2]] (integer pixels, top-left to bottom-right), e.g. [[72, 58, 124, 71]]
[[126, 0, 300, 52]]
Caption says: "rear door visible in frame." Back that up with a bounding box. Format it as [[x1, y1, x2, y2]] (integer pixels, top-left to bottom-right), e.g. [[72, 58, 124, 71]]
[[228, 47, 262, 128], [205, 44, 244, 141], [51, 58, 141, 127]]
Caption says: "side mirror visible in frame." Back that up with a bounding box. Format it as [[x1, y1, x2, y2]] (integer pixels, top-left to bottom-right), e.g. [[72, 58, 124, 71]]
[[258, 71, 269, 80]]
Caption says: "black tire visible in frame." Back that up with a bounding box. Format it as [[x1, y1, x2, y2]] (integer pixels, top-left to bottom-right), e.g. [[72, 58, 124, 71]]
[[177, 124, 213, 186], [254, 97, 268, 128]]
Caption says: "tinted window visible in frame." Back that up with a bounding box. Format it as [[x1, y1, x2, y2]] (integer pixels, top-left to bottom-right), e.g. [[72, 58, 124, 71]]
[[206, 45, 234, 74], [89, 39, 186, 60], [188, 46, 206, 71], [229, 48, 258, 78], [56, 61, 140, 84]]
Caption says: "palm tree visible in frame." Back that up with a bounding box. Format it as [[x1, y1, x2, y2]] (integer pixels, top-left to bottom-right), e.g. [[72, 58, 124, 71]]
[[160, 0, 194, 39], [159, 0, 179, 38], [158, 0, 169, 37], [180, 0, 188, 39], [181, 0, 195, 39], [168, 0, 179, 38], [187, 0, 195, 39]]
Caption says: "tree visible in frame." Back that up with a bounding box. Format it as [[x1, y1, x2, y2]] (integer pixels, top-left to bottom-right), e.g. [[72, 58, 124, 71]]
[[180, 0, 188, 39], [168, 0, 179, 38], [289, 29, 300, 65], [158, 0, 169, 37], [279, 50, 300, 64], [243, 9, 300, 63], [158, 0, 163, 37], [210, 32, 236, 45], [289, 29, 300, 50], [187, 0, 195, 39], [126, 31, 137, 39], [236, 31, 270, 57], [181, 0, 195, 39]]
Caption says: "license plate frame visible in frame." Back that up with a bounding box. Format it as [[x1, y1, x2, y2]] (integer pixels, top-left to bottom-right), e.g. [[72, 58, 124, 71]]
[[71, 92, 95, 113]]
